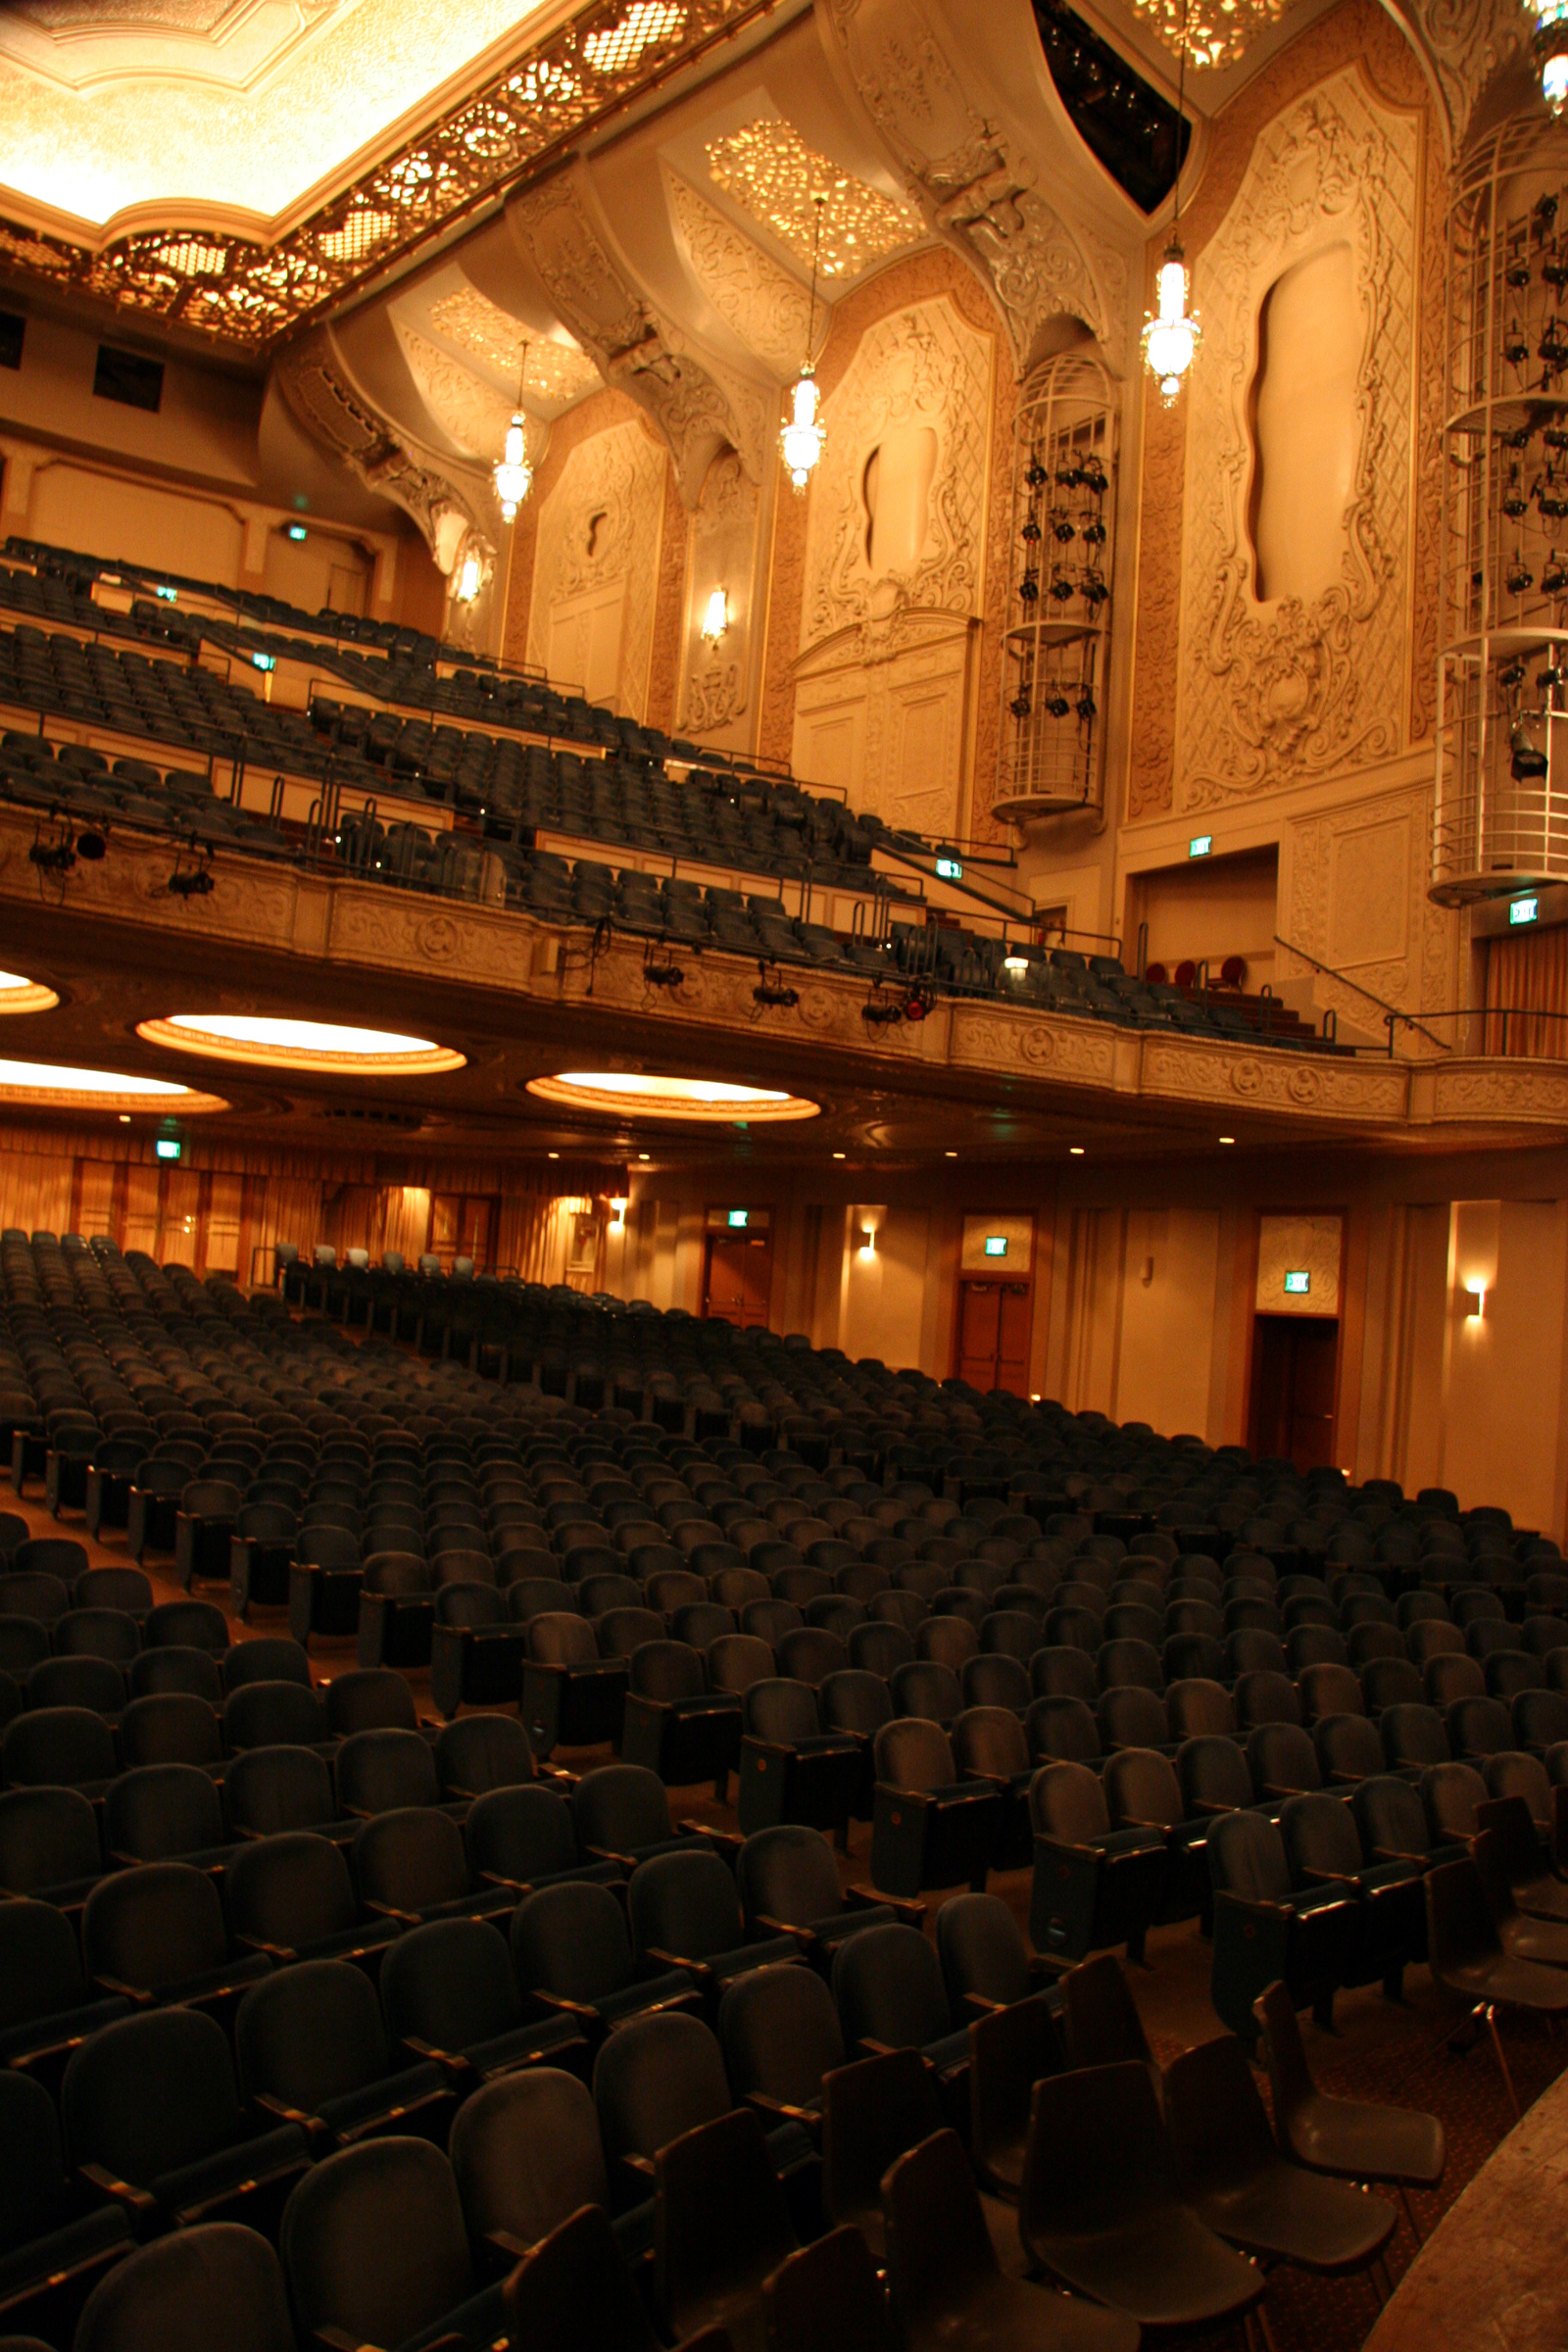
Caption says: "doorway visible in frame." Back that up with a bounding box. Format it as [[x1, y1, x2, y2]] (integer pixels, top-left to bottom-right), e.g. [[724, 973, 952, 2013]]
[[1248, 1314, 1341, 1472], [704, 1230, 773, 1327], [428, 1192, 498, 1273], [956, 1280, 1033, 1396]]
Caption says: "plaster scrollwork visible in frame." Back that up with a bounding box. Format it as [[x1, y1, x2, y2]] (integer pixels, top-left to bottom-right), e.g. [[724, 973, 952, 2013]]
[[392, 321, 515, 461], [822, 0, 1124, 372], [1177, 72, 1417, 810], [679, 431, 760, 740], [802, 296, 992, 643], [525, 416, 665, 719], [511, 172, 765, 503], [1387, 0, 1531, 159], [274, 325, 485, 566], [663, 170, 816, 376]]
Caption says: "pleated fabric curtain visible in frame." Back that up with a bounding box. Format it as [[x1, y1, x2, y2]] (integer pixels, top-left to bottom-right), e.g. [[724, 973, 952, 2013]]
[[1485, 924, 1568, 1057]]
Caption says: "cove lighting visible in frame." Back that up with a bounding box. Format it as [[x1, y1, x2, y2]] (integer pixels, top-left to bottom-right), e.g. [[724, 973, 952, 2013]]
[[527, 1071, 818, 1124], [0, 1058, 222, 1111], [0, 969, 59, 1015], [137, 1015, 466, 1075], [1510, 896, 1540, 925], [1189, 834, 1212, 858], [1284, 1269, 1310, 1296]]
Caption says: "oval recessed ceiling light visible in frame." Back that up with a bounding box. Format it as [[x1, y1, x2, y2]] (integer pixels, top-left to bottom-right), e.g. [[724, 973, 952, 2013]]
[[0, 1058, 224, 1111], [136, 1014, 466, 1075], [0, 969, 59, 1016], [527, 1071, 818, 1123]]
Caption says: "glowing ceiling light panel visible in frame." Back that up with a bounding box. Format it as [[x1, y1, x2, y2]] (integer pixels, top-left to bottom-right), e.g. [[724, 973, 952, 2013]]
[[136, 1015, 466, 1074], [527, 1071, 818, 1122], [0, 969, 59, 1015], [0, 1058, 221, 1110]]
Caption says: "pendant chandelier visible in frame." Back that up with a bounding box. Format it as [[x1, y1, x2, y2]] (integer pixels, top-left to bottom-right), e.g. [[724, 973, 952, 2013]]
[[1142, 0, 1200, 405], [493, 341, 533, 522], [1537, 0, 1568, 112], [781, 194, 827, 493]]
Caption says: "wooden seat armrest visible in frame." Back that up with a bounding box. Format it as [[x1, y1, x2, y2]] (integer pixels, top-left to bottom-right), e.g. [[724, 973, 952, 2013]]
[[254, 2090, 325, 2134], [316, 2327, 387, 2352], [364, 1899, 422, 1927], [1299, 1865, 1357, 1887], [846, 1882, 924, 1926], [1372, 1843, 1423, 1865], [486, 2229, 535, 2264], [583, 1843, 638, 1871], [744, 2091, 821, 2133], [962, 1990, 1005, 2014], [644, 1944, 713, 1984], [237, 1934, 299, 1962], [401, 2034, 468, 2077], [753, 1913, 816, 1946], [622, 2152, 657, 2180], [79, 2162, 156, 2217], [91, 1974, 153, 2006], [530, 1988, 599, 2021], [685, 1822, 742, 1860]]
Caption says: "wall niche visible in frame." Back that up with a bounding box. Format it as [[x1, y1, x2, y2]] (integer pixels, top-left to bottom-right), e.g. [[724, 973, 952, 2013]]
[[1249, 241, 1358, 605]]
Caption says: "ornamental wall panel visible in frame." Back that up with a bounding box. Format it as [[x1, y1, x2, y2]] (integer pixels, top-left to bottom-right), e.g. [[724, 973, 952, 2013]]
[[1174, 67, 1418, 810], [525, 416, 665, 719]]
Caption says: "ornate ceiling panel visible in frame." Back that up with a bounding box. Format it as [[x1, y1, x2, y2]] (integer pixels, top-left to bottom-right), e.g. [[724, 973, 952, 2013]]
[[391, 319, 518, 457], [0, 0, 782, 354], [426, 285, 603, 400], [704, 115, 924, 278], [663, 167, 816, 373], [0, 0, 539, 229]]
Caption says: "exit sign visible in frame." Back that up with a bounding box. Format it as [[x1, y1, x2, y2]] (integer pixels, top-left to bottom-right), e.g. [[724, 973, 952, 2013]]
[[155, 1137, 182, 1163], [1284, 1269, 1310, 1295], [936, 856, 962, 880], [984, 1236, 1008, 1257], [1510, 896, 1540, 925], [727, 1208, 749, 1228], [1189, 834, 1212, 858]]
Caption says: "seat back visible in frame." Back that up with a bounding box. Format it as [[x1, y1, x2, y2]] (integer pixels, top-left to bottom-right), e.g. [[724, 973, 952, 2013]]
[[627, 1847, 742, 1963], [74, 2221, 297, 2352], [591, 2008, 730, 2169], [451, 2070, 613, 2253], [278, 2136, 472, 2351], [831, 1921, 951, 2051], [62, 2006, 241, 2184], [235, 1956, 392, 2113], [735, 1823, 842, 1931]]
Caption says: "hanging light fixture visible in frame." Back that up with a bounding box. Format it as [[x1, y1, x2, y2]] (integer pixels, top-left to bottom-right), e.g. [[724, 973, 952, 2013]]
[[781, 194, 827, 493], [492, 341, 533, 522], [1142, 0, 1200, 405], [1536, 0, 1568, 111]]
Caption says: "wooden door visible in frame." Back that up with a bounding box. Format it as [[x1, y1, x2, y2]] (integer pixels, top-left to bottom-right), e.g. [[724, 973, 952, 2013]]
[[1248, 1315, 1341, 1473], [705, 1233, 772, 1327], [956, 1280, 1033, 1396]]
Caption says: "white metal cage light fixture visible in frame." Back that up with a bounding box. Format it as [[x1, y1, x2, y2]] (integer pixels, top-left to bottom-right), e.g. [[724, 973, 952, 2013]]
[[1142, 0, 1200, 404], [492, 341, 534, 522], [781, 194, 827, 493]]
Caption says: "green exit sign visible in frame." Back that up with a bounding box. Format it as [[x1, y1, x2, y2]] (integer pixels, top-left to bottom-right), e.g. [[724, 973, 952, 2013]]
[[1510, 896, 1539, 925], [727, 1208, 749, 1228], [936, 856, 962, 880], [984, 1236, 1008, 1257], [1189, 834, 1213, 858], [155, 1137, 182, 1163], [1284, 1269, 1310, 1295]]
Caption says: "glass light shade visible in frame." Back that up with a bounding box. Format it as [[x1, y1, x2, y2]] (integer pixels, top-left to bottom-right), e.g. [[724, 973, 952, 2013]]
[[781, 368, 825, 491], [1542, 13, 1568, 113], [455, 552, 483, 603], [1142, 246, 1200, 404], [701, 587, 729, 643], [493, 414, 533, 521]]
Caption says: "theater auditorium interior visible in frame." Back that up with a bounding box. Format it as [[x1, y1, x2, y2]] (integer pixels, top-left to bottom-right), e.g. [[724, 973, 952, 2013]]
[[2, 0, 1568, 2345]]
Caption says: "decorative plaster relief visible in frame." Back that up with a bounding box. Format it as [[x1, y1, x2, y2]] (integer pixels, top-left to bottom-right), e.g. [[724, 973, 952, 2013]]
[[525, 415, 665, 718], [822, 0, 1125, 373], [1177, 70, 1417, 809], [680, 450, 759, 738], [664, 169, 817, 377], [511, 171, 769, 503], [1284, 782, 1446, 1028], [803, 294, 992, 640], [393, 322, 517, 460], [427, 288, 603, 404], [704, 117, 922, 280], [1256, 1211, 1343, 1313], [274, 325, 485, 564]]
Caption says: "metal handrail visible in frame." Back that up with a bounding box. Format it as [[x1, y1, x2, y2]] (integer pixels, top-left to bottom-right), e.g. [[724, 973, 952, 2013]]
[[1273, 933, 1452, 1053], [1392, 1004, 1568, 1058]]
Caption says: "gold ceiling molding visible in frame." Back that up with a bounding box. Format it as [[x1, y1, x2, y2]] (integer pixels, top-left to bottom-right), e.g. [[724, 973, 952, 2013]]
[[427, 287, 602, 400], [1119, 0, 1290, 69], [0, 0, 783, 355], [704, 118, 923, 281]]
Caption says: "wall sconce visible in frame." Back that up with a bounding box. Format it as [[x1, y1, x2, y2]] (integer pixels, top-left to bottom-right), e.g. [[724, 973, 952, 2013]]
[[455, 552, 483, 605], [855, 1203, 886, 1259], [609, 1196, 628, 1231], [1464, 1278, 1487, 1318], [701, 588, 729, 645]]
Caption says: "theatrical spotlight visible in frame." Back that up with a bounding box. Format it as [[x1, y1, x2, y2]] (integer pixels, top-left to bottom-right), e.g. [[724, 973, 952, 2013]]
[[754, 961, 799, 1011], [1511, 714, 1550, 780], [168, 857, 216, 898]]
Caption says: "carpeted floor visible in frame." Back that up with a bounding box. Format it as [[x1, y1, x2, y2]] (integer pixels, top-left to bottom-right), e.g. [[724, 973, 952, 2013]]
[[13, 1483, 1563, 2352]]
